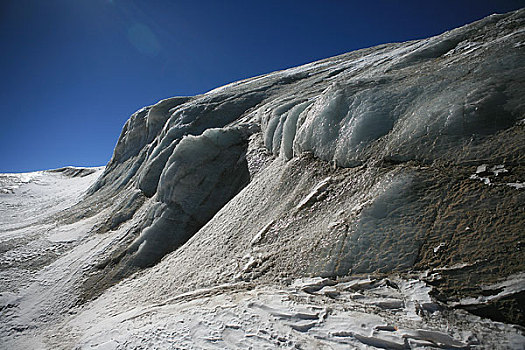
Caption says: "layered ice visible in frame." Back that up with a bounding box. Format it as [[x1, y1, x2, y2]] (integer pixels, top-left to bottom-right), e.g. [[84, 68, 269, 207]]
[[1, 8, 525, 350], [83, 6, 525, 309], [126, 126, 252, 267]]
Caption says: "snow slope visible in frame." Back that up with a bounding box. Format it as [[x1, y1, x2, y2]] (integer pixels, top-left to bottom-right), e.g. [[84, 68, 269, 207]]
[[1, 8, 525, 349]]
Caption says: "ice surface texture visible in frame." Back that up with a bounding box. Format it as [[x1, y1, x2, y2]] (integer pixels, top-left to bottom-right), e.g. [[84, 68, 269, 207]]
[[1, 9, 525, 349], [127, 126, 252, 267], [83, 9, 525, 282]]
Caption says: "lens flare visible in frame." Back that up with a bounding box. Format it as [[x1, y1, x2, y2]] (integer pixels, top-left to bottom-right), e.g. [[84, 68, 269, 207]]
[[127, 22, 161, 57]]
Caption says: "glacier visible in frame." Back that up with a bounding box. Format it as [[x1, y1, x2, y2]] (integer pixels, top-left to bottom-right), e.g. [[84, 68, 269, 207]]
[[1, 8, 524, 349]]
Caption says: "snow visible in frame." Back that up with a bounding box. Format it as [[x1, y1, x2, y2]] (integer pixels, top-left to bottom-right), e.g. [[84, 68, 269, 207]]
[[0, 172, 41, 194], [43, 276, 521, 349], [433, 243, 446, 253], [3, 164, 521, 349], [452, 273, 525, 307], [476, 164, 489, 174], [250, 220, 274, 246], [507, 182, 525, 189], [2, 8, 525, 350], [0, 168, 107, 346], [469, 163, 524, 189], [295, 176, 331, 211]]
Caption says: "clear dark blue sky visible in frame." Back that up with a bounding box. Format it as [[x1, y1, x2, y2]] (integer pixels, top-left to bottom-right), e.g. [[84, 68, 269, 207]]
[[1, 0, 523, 172]]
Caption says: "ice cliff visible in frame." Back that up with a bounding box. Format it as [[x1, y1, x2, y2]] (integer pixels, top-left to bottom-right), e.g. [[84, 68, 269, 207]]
[[86, 8, 524, 287], [1, 8, 525, 349], [84, 8, 524, 315]]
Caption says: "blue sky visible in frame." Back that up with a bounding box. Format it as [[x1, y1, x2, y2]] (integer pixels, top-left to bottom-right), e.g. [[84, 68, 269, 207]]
[[1, 0, 523, 172]]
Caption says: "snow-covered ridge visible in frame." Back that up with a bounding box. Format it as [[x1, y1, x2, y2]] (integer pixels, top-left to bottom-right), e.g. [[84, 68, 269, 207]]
[[1, 9, 524, 349], [0, 166, 102, 194]]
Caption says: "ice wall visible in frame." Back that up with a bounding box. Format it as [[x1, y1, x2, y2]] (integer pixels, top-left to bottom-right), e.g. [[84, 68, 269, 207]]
[[84, 9, 524, 295], [123, 126, 253, 268], [259, 12, 524, 167]]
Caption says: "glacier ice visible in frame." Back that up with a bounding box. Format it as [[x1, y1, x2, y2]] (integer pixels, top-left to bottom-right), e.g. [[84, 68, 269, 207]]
[[125, 126, 253, 268], [1, 8, 525, 349], [83, 7, 525, 290]]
